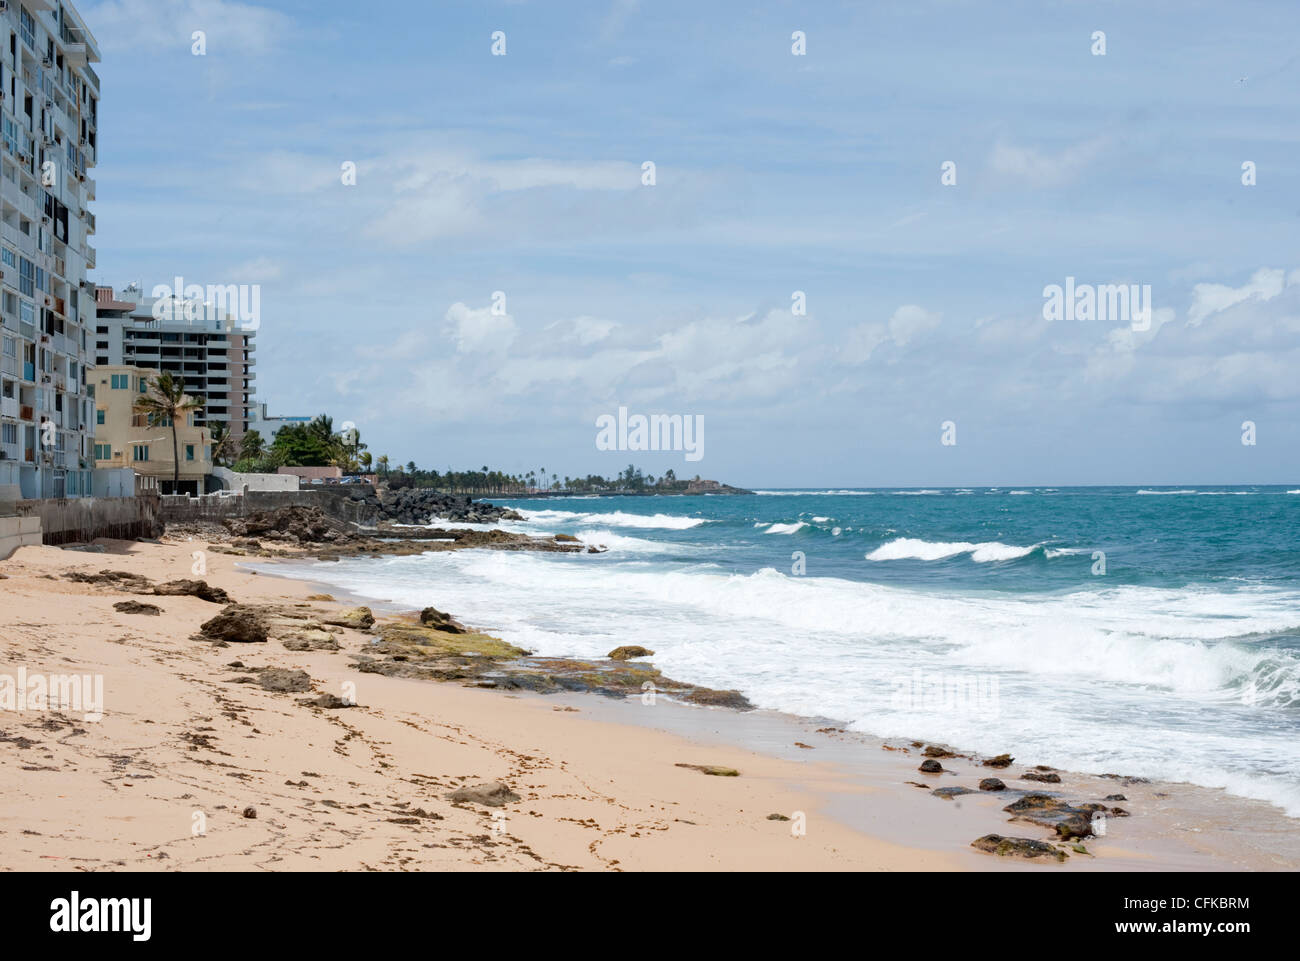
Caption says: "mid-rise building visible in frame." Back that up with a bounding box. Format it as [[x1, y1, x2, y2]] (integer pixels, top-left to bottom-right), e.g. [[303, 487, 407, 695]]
[[247, 401, 310, 440], [0, 1, 100, 499], [93, 364, 210, 495], [93, 283, 257, 444]]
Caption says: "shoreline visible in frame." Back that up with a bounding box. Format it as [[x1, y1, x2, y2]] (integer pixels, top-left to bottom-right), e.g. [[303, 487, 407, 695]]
[[238, 548, 1300, 870], [2, 535, 1295, 871]]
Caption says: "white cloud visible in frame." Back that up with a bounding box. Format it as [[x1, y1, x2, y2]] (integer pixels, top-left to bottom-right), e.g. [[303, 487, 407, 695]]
[[987, 137, 1108, 188], [1188, 267, 1289, 325], [841, 305, 941, 364], [444, 302, 516, 355]]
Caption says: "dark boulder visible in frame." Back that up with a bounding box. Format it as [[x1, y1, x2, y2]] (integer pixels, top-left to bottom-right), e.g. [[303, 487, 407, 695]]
[[608, 645, 655, 660], [971, 834, 1067, 862], [200, 604, 270, 643], [419, 606, 469, 634]]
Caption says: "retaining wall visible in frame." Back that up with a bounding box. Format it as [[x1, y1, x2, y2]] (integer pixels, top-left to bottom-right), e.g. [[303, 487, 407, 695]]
[[4, 495, 163, 550]]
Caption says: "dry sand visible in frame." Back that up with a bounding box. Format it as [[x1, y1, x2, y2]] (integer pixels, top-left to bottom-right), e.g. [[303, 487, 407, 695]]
[[1, 538, 1295, 871]]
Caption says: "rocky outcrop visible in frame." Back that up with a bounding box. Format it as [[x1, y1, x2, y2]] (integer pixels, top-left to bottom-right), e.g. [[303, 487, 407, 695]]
[[67, 570, 232, 604], [333, 485, 524, 526], [971, 834, 1068, 862], [200, 605, 271, 643], [257, 668, 312, 693], [322, 607, 374, 630], [224, 506, 350, 543], [154, 579, 231, 604], [419, 607, 469, 634], [113, 600, 161, 616], [608, 645, 654, 660], [1003, 793, 1098, 839]]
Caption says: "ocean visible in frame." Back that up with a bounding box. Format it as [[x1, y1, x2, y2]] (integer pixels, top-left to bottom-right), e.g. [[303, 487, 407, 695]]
[[267, 486, 1300, 818]]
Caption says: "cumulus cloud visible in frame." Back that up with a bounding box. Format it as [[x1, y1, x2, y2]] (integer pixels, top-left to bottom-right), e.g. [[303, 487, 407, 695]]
[[444, 302, 517, 355], [1188, 268, 1289, 325], [841, 305, 942, 364]]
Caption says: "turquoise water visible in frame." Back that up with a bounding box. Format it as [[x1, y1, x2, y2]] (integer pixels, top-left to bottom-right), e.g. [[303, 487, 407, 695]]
[[275, 486, 1300, 816]]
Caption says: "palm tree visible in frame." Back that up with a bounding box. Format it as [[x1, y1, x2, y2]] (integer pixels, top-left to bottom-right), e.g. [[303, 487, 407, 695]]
[[377, 454, 389, 477], [134, 372, 204, 493], [241, 428, 266, 460], [209, 422, 237, 467]]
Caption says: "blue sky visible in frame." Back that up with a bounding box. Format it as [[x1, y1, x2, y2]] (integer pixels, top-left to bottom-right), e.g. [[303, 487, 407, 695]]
[[85, 0, 1300, 486]]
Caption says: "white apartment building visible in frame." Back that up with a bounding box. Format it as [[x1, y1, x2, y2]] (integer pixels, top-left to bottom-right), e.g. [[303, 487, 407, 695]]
[[0, 0, 99, 500], [93, 283, 257, 444]]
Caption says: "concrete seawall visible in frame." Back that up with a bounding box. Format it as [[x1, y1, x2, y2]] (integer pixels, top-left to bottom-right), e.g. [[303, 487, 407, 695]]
[[161, 488, 376, 528], [0, 495, 164, 557]]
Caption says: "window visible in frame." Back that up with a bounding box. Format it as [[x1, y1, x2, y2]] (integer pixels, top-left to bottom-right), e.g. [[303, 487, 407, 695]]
[[94, 443, 110, 459], [96, 409, 104, 425], [185, 445, 195, 461], [133, 445, 149, 462], [138, 378, 148, 393], [110, 374, 127, 389], [1, 335, 14, 358], [1, 248, 13, 269], [18, 257, 32, 297], [1, 423, 16, 445]]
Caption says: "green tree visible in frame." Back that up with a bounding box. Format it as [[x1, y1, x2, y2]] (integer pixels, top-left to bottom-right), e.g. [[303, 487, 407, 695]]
[[209, 422, 237, 467], [134, 372, 204, 492], [240, 428, 266, 461]]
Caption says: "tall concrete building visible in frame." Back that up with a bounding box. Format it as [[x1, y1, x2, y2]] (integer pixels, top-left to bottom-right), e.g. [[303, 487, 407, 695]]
[[0, 1, 100, 499], [93, 364, 211, 495], [93, 283, 257, 445]]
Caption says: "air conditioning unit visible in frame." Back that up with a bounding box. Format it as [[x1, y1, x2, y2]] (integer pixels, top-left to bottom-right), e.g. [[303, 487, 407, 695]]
[[41, 57, 53, 69]]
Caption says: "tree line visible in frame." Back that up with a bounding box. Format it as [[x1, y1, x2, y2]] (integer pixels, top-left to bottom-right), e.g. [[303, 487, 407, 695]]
[[215, 415, 704, 495]]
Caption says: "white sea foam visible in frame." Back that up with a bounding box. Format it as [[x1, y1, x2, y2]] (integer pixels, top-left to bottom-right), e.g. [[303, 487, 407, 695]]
[[754, 490, 876, 496], [519, 509, 707, 530], [265, 549, 1300, 816], [763, 521, 808, 535], [866, 537, 1040, 563]]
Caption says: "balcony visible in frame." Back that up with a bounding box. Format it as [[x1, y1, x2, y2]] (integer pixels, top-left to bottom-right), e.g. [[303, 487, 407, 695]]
[[0, 442, 18, 461], [60, 20, 101, 67], [1, 178, 40, 223], [1, 396, 17, 418], [22, 363, 35, 382], [20, 404, 34, 420], [83, 242, 95, 268]]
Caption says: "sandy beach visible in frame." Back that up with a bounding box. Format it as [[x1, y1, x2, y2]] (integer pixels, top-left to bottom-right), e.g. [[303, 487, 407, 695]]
[[1, 536, 1296, 872]]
